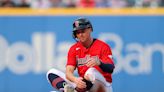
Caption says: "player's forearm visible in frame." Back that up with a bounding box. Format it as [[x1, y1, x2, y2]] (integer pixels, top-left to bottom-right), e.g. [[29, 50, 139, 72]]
[[66, 71, 77, 83], [66, 66, 77, 83], [99, 62, 114, 73]]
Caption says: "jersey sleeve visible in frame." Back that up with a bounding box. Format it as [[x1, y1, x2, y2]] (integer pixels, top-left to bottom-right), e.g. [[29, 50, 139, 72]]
[[67, 46, 76, 66], [100, 44, 114, 65]]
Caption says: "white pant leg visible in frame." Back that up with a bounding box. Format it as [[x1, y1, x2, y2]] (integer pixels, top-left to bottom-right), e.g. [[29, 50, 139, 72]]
[[46, 68, 76, 88], [105, 82, 113, 92], [84, 68, 113, 92]]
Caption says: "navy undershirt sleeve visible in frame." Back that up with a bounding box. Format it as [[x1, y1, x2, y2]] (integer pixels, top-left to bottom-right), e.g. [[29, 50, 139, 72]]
[[99, 62, 114, 73]]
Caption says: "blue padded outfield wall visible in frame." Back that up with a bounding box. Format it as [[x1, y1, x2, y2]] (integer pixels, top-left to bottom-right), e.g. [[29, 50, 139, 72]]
[[0, 11, 164, 92]]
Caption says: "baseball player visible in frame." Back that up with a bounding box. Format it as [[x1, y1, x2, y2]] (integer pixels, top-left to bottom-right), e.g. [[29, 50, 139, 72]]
[[47, 17, 115, 92]]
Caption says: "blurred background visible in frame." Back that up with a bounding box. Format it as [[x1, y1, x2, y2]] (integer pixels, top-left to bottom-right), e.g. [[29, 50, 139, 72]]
[[0, 0, 164, 92], [0, 0, 164, 8]]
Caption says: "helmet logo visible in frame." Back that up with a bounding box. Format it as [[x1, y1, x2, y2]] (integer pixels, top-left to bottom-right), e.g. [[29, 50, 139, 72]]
[[75, 21, 79, 27]]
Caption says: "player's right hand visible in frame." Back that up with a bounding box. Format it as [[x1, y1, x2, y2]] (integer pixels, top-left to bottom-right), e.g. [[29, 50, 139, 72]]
[[75, 77, 86, 89]]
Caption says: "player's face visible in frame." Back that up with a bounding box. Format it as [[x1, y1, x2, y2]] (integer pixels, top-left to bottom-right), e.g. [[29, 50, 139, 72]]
[[76, 28, 92, 43]]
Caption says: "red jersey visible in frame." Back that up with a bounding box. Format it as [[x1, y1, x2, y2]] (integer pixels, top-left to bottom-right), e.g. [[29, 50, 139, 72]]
[[67, 39, 114, 83]]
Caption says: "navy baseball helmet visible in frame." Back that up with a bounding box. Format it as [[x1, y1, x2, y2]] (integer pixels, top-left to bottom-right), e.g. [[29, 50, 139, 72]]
[[72, 17, 93, 38]]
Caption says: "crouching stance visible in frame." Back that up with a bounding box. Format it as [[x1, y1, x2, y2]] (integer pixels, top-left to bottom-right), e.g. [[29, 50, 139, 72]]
[[47, 17, 115, 92], [47, 67, 113, 92]]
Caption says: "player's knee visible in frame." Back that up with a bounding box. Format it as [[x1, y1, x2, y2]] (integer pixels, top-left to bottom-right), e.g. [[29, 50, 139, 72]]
[[84, 68, 96, 82]]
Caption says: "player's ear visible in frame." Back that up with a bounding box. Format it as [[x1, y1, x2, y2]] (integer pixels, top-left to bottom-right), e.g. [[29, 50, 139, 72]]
[[89, 27, 93, 32], [90, 28, 93, 33]]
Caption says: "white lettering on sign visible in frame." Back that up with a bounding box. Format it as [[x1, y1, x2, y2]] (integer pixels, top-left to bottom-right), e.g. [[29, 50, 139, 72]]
[[0, 32, 164, 75]]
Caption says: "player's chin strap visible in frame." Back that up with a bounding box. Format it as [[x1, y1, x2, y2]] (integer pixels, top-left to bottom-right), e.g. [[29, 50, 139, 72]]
[[75, 38, 79, 42]]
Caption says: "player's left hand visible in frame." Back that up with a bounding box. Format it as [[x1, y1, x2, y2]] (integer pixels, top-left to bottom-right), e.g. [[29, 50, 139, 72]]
[[86, 57, 101, 67]]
